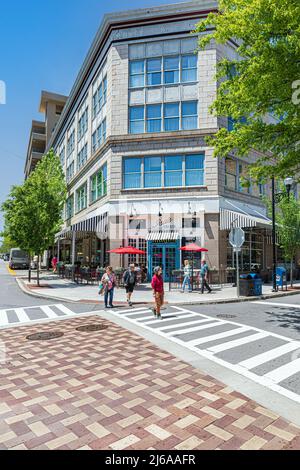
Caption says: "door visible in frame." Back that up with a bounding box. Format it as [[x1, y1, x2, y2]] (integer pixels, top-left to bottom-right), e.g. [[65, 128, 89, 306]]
[[148, 241, 180, 281]]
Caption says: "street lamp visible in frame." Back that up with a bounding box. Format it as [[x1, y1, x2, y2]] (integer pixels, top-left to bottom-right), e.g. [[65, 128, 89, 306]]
[[271, 176, 294, 292]]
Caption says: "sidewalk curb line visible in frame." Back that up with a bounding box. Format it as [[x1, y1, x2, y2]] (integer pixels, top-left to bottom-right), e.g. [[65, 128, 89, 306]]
[[15, 277, 300, 306]]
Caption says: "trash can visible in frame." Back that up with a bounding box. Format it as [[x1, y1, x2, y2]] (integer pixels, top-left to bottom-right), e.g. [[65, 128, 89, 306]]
[[239, 273, 263, 297], [276, 267, 286, 290]]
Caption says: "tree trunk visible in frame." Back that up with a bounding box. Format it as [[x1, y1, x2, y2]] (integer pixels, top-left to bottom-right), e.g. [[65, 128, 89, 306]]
[[37, 255, 40, 287], [290, 258, 293, 288]]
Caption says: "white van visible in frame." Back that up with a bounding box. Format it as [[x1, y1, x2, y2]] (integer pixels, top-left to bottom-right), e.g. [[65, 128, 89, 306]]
[[9, 248, 29, 269]]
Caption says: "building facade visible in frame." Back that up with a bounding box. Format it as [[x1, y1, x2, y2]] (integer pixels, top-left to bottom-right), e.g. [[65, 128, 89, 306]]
[[28, 1, 279, 280]]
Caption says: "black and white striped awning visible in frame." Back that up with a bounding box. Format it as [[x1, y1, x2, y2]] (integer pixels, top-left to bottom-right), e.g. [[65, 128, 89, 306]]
[[220, 209, 272, 231], [55, 212, 108, 240], [146, 231, 179, 241]]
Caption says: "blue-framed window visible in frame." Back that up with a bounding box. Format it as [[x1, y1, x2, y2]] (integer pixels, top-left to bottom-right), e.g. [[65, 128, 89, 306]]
[[164, 56, 179, 84], [129, 60, 144, 88], [129, 106, 144, 134], [146, 104, 162, 133], [77, 144, 88, 170], [90, 163, 107, 203], [78, 108, 88, 141], [147, 58, 162, 86], [76, 183, 87, 213], [67, 130, 75, 157], [164, 102, 179, 131], [59, 147, 65, 167], [92, 118, 106, 153], [66, 162, 75, 183], [65, 195, 74, 220], [182, 101, 197, 130], [181, 54, 197, 82], [144, 156, 162, 188], [123, 154, 205, 189], [164, 155, 182, 187], [92, 75, 107, 119]]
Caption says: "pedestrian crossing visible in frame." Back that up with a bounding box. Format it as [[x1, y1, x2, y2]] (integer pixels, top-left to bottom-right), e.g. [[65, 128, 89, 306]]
[[0, 304, 82, 328], [111, 305, 300, 404]]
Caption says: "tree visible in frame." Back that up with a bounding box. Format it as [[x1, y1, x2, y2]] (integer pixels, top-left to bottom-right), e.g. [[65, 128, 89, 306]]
[[195, 0, 300, 182], [0, 231, 15, 253], [276, 195, 300, 287], [1, 150, 67, 285]]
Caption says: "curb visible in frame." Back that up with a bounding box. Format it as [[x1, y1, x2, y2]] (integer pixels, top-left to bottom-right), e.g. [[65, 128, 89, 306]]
[[15, 277, 300, 306]]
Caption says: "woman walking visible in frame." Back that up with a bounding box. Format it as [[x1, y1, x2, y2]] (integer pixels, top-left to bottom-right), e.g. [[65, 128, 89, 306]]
[[151, 266, 164, 319], [181, 259, 192, 292], [101, 266, 116, 308]]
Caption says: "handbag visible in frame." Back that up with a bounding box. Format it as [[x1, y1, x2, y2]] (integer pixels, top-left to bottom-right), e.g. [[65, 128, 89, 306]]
[[98, 283, 105, 295]]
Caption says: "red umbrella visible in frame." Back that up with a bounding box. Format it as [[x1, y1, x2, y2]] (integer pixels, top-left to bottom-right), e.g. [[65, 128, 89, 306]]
[[107, 246, 146, 255], [180, 243, 208, 252], [180, 244, 208, 291]]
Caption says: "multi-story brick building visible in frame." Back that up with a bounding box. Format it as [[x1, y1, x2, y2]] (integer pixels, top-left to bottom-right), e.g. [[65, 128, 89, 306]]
[[27, 1, 279, 280]]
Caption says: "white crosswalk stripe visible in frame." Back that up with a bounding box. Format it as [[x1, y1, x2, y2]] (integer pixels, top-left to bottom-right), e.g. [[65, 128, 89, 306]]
[[109, 305, 300, 404]]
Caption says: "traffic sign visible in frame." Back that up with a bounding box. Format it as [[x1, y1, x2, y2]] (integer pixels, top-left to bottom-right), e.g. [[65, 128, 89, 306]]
[[229, 227, 245, 248]]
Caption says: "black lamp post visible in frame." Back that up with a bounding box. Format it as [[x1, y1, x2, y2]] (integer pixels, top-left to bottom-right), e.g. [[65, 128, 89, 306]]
[[271, 176, 294, 292]]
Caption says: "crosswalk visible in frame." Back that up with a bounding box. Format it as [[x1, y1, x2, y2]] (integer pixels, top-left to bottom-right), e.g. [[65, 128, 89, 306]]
[[0, 304, 82, 328], [111, 305, 300, 404]]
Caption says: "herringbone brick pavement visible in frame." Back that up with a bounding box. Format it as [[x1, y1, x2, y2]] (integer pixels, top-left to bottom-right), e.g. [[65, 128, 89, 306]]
[[0, 316, 299, 450]]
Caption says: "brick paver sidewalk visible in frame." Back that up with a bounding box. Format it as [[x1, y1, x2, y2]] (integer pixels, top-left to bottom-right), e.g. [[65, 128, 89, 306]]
[[0, 316, 300, 450]]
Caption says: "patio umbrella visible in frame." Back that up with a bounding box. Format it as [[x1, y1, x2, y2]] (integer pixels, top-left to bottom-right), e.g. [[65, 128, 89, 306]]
[[107, 246, 146, 269], [180, 244, 208, 291]]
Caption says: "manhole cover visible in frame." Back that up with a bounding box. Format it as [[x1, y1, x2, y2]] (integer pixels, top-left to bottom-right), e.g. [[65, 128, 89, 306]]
[[26, 331, 64, 341], [75, 324, 108, 332], [217, 314, 237, 319]]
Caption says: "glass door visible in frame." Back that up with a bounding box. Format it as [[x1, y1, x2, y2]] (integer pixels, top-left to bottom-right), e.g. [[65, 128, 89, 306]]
[[148, 241, 180, 281]]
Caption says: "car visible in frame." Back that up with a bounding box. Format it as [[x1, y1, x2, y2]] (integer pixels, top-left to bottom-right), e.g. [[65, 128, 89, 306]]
[[9, 248, 29, 269]]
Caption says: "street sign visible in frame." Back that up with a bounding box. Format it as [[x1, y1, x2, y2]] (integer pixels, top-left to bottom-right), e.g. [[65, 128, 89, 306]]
[[229, 227, 245, 248]]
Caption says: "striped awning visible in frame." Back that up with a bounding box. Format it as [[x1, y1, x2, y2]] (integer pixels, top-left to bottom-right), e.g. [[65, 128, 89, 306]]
[[220, 209, 272, 231], [55, 212, 108, 240], [146, 231, 179, 241]]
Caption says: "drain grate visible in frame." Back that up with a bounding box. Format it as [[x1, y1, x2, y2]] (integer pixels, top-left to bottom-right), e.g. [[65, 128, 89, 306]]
[[76, 324, 108, 333], [26, 331, 64, 341], [217, 314, 237, 319]]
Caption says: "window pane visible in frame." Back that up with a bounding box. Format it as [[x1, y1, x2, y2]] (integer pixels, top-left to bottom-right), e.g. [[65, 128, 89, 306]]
[[130, 121, 144, 134], [147, 72, 161, 85], [186, 154, 204, 170], [182, 116, 197, 129], [182, 101, 197, 116], [144, 156, 161, 172], [225, 173, 236, 190], [165, 172, 182, 187], [147, 104, 161, 119], [147, 119, 161, 132], [124, 158, 142, 173], [186, 170, 204, 186], [164, 102, 179, 118], [165, 155, 182, 171], [144, 173, 161, 188], [124, 174, 141, 189], [182, 69, 197, 82], [130, 60, 144, 74], [164, 56, 179, 70], [130, 74, 144, 87], [130, 106, 144, 120], [164, 70, 179, 84], [181, 55, 197, 69], [164, 118, 179, 131], [147, 58, 161, 72]]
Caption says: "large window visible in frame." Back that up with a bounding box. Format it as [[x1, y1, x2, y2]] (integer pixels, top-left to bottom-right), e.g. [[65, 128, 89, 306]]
[[77, 144, 88, 170], [92, 118, 106, 153], [90, 163, 107, 203], [78, 108, 88, 141], [67, 130, 75, 157], [123, 154, 205, 189], [76, 184, 87, 213], [129, 101, 197, 134], [59, 147, 65, 167], [225, 158, 252, 194], [66, 162, 75, 183], [92, 75, 107, 119], [65, 195, 74, 220], [225, 158, 237, 190], [129, 54, 198, 88]]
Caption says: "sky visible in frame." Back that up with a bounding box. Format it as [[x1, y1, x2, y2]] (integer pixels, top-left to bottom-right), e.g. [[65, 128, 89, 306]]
[[0, 0, 184, 235]]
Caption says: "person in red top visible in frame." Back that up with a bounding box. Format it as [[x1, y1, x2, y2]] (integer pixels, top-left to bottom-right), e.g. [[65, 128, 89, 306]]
[[151, 266, 164, 319]]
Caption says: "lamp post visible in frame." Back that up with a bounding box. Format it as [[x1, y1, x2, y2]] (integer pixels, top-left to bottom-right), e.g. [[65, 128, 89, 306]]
[[271, 176, 294, 292]]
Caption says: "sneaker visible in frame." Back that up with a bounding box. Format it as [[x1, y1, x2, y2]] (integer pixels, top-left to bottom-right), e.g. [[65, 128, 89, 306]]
[[129, 301, 133, 307], [109, 305, 115, 308], [152, 308, 157, 316]]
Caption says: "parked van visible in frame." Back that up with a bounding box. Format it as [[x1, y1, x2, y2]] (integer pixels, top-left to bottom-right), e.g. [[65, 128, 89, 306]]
[[9, 248, 29, 269]]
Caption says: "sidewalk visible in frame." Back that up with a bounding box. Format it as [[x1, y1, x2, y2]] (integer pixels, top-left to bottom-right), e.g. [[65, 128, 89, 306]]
[[17, 271, 300, 305], [1, 314, 299, 450]]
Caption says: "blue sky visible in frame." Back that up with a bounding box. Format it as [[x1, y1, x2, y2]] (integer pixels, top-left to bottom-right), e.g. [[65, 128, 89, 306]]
[[0, 0, 183, 234]]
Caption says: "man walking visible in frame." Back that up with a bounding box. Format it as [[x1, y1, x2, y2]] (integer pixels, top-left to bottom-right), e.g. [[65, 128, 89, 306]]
[[200, 259, 212, 294], [123, 264, 137, 307]]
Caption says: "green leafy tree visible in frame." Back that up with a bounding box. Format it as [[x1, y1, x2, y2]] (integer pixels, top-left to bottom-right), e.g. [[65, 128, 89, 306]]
[[195, 0, 300, 181], [1, 150, 67, 284]]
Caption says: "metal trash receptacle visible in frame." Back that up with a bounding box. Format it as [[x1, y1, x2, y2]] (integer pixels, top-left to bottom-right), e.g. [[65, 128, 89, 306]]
[[239, 273, 262, 297]]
